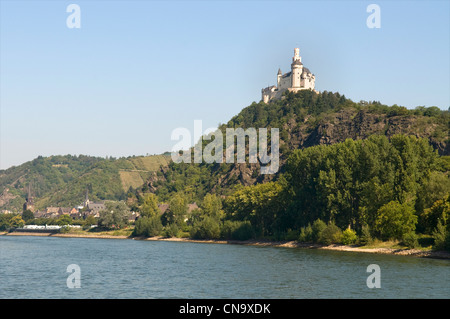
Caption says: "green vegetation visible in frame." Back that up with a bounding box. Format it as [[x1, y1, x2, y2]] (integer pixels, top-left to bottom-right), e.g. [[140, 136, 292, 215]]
[[0, 154, 171, 211], [1, 90, 449, 252]]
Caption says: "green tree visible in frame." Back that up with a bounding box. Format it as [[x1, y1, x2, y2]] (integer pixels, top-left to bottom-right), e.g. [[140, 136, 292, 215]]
[[83, 215, 97, 230], [139, 193, 160, 218], [419, 194, 450, 234], [318, 222, 342, 245], [432, 220, 450, 251], [374, 200, 417, 240], [190, 216, 221, 239], [56, 214, 73, 226], [133, 216, 163, 237], [167, 193, 188, 226], [311, 219, 327, 243], [10, 215, 25, 228], [22, 209, 34, 222], [98, 201, 130, 229], [224, 181, 285, 236], [341, 228, 358, 245], [200, 194, 222, 220]]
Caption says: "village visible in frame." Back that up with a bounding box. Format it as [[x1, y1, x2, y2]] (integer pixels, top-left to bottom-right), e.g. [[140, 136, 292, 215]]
[[0, 186, 199, 229]]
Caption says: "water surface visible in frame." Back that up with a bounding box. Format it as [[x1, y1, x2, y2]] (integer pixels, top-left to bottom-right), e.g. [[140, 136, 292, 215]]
[[0, 236, 448, 298]]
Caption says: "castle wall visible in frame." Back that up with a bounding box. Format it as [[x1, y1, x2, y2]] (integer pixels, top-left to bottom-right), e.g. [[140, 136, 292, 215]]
[[279, 75, 291, 90]]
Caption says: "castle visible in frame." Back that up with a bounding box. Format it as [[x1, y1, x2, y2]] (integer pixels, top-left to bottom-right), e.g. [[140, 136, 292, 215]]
[[261, 48, 316, 103]]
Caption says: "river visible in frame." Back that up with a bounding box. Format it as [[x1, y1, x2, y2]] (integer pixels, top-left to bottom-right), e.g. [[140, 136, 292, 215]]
[[0, 235, 448, 299]]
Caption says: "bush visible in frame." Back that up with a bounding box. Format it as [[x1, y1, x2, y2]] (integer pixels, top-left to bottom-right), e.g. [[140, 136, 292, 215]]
[[298, 224, 313, 242], [341, 228, 358, 245], [432, 220, 450, 251], [311, 219, 327, 243], [318, 223, 342, 245], [359, 224, 373, 246], [190, 217, 220, 239], [221, 220, 254, 241], [164, 223, 179, 238], [402, 232, 419, 249], [133, 216, 163, 237], [374, 201, 417, 240], [285, 229, 300, 241]]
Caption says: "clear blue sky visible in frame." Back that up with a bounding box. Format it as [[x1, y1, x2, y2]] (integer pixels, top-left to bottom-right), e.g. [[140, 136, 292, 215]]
[[1, 0, 449, 169]]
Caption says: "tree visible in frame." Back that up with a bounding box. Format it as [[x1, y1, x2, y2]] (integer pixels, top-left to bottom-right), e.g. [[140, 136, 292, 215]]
[[200, 194, 222, 220], [419, 194, 450, 234], [134, 216, 163, 237], [374, 200, 417, 240], [139, 193, 160, 218], [83, 215, 97, 230], [223, 181, 286, 236], [318, 222, 342, 245], [190, 216, 221, 239], [167, 193, 188, 226], [22, 210, 34, 222], [341, 228, 358, 245], [56, 214, 73, 226], [432, 220, 450, 251], [311, 219, 327, 243], [10, 215, 25, 228], [98, 202, 130, 229]]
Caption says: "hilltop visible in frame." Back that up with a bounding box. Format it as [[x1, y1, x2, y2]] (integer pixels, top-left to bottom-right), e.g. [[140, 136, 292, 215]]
[[150, 90, 449, 202]]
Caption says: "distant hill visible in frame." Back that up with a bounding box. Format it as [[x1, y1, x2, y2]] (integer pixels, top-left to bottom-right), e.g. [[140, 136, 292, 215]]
[[0, 154, 171, 211], [1, 90, 448, 211]]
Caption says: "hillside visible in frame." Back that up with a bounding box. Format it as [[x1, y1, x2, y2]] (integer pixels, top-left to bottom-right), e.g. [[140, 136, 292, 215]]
[[1, 90, 448, 211], [151, 90, 449, 202], [0, 154, 171, 211]]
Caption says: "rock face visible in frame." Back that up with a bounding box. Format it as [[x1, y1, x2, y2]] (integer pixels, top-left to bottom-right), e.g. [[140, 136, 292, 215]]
[[213, 108, 448, 189]]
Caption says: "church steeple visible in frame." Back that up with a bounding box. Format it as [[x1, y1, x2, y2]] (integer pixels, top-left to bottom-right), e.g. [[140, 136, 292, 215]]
[[83, 188, 90, 207], [23, 183, 35, 212]]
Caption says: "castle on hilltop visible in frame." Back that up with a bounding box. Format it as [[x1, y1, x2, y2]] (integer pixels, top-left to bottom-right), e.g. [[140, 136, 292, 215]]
[[262, 48, 316, 103]]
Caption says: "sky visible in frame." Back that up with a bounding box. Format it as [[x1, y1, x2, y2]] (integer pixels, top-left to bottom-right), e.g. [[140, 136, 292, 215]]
[[0, 0, 449, 170]]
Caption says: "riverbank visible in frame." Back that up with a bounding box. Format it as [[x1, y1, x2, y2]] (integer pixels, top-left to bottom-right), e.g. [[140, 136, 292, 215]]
[[4, 230, 450, 259]]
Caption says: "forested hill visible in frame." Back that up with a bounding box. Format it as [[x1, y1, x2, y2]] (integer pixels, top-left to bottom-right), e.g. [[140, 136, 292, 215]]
[[1, 90, 448, 211], [152, 90, 449, 202], [0, 154, 171, 211]]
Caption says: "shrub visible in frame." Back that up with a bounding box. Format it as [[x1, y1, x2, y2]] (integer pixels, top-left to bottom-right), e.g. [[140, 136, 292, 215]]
[[318, 223, 342, 245], [374, 201, 417, 240], [133, 216, 163, 237], [164, 223, 179, 238], [298, 224, 313, 242], [190, 217, 221, 239], [432, 220, 450, 251], [402, 232, 419, 249], [311, 219, 327, 243], [359, 224, 373, 246], [341, 228, 358, 245], [221, 220, 254, 241]]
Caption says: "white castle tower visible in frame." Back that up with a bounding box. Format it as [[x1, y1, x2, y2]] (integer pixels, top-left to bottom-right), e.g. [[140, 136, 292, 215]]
[[262, 48, 316, 103]]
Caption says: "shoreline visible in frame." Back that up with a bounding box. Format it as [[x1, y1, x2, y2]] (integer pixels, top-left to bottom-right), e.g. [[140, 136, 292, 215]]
[[3, 231, 450, 259]]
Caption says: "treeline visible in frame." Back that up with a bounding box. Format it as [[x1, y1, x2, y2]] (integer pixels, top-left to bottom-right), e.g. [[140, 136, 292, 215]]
[[224, 135, 450, 249], [133, 135, 450, 250]]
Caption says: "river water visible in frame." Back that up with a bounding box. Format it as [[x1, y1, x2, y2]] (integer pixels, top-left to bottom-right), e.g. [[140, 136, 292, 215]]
[[0, 236, 448, 299]]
